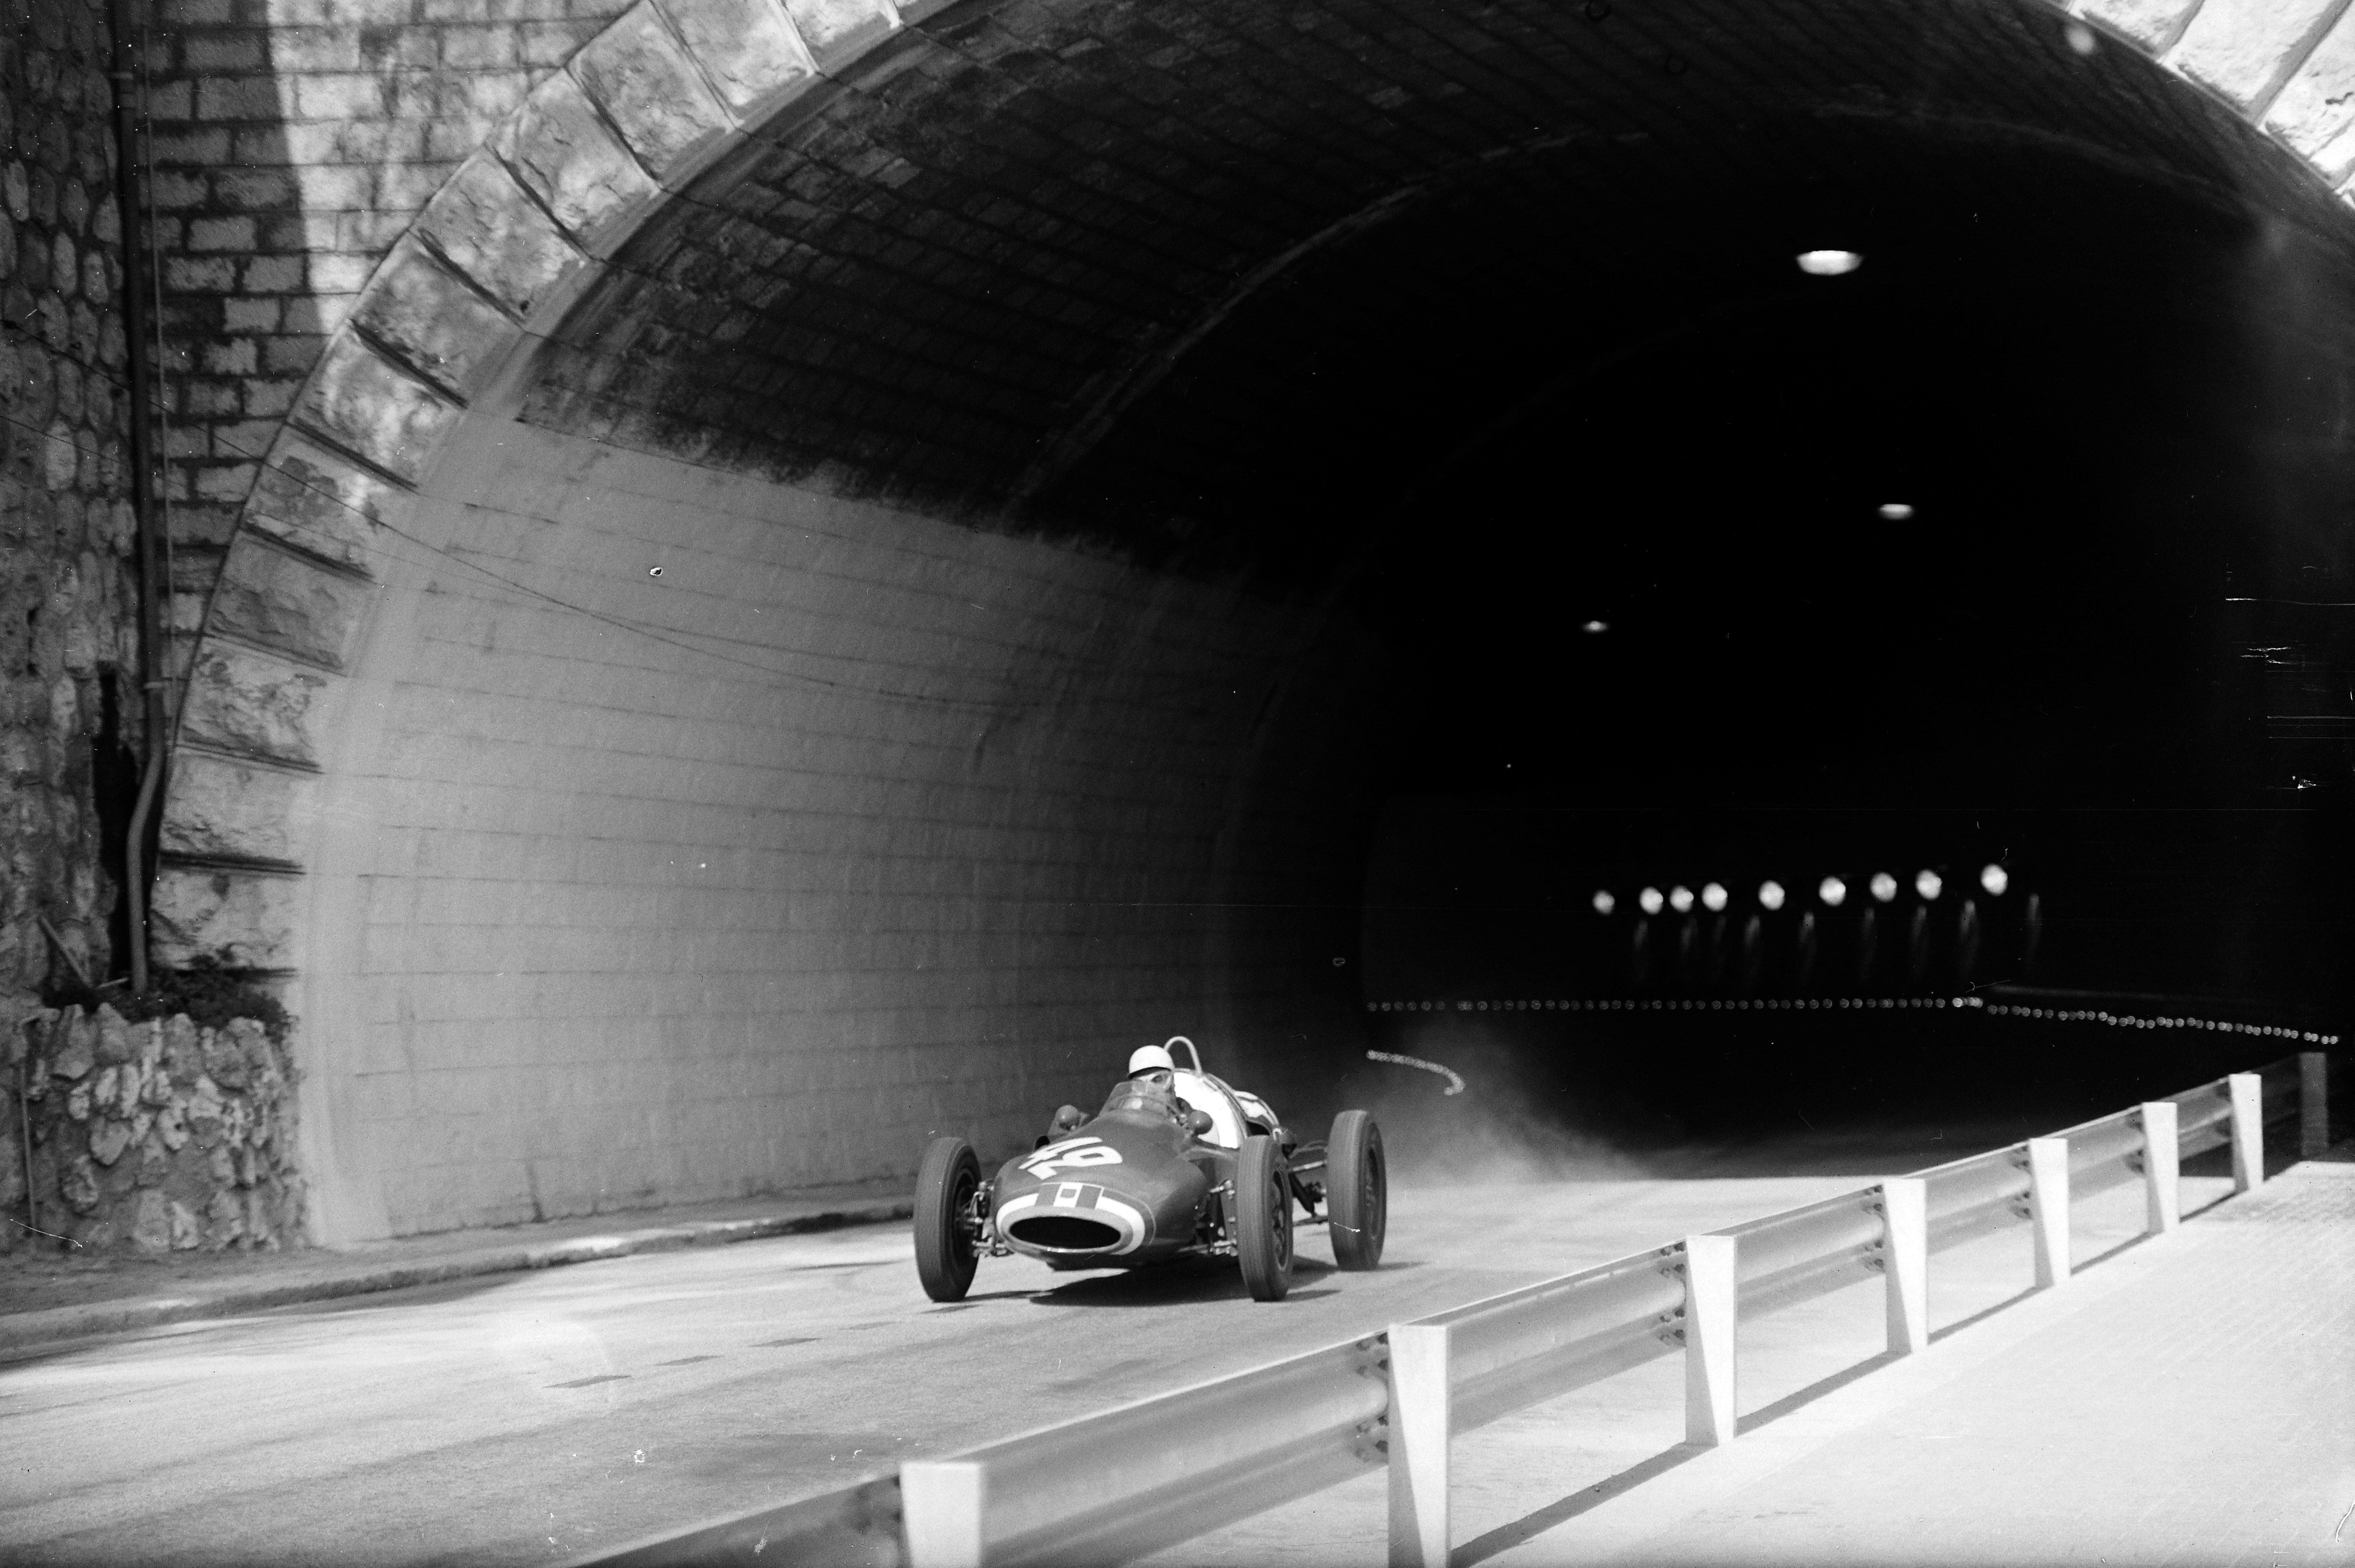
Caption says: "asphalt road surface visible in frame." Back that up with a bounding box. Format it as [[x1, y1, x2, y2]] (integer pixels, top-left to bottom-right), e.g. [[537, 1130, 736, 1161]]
[[3, 1153, 1995, 1566]]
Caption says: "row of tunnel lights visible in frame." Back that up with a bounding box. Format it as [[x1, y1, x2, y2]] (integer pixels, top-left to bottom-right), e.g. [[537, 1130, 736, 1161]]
[[1369, 997, 1957, 1012], [1362, 994, 2336, 1044], [1594, 863, 2012, 918]]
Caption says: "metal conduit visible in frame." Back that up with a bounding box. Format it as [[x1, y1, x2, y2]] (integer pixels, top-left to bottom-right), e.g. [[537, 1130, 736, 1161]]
[[106, 0, 166, 995]]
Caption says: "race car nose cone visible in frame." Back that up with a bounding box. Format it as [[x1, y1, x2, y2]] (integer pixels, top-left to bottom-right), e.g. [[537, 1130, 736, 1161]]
[[1005, 1214, 1127, 1251]]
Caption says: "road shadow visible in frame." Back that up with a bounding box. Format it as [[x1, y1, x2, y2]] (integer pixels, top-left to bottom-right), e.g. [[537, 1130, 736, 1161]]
[[1454, 1443, 1704, 1565], [1637, 1114, 2054, 1180], [1734, 1349, 1896, 1434], [1453, 1344, 1910, 1565], [1025, 1255, 1338, 1307]]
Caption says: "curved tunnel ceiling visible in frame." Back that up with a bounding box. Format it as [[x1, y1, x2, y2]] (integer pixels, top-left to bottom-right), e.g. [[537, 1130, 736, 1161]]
[[516, 0, 2355, 562], [495, 0, 2355, 1008]]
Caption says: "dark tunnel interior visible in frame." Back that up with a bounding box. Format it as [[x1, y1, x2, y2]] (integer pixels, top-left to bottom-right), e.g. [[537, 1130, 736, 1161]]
[[1032, 95, 2355, 1146], [526, 0, 2355, 1158]]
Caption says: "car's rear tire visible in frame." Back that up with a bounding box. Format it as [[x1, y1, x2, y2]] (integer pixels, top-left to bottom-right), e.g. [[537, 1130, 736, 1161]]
[[1326, 1110, 1387, 1271], [914, 1136, 983, 1302], [1236, 1134, 1294, 1302]]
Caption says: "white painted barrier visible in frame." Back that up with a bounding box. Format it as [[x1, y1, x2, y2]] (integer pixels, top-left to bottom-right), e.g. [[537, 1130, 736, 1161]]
[[2229, 1073, 2264, 1192], [2139, 1101, 2179, 1234], [570, 1052, 2334, 1568], [1681, 1233, 1738, 1447], [1385, 1324, 1449, 1568], [2028, 1137, 2071, 1289], [1882, 1177, 1928, 1356]]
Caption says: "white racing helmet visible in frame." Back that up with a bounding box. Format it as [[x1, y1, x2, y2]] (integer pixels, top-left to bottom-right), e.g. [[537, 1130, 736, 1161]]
[[1128, 1043, 1176, 1075]]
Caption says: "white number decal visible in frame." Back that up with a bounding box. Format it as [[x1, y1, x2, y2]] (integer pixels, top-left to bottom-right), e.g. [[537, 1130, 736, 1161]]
[[1022, 1137, 1124, 1179]]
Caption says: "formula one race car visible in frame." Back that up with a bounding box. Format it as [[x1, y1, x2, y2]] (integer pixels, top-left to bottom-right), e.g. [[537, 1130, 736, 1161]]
[[913, 1037, 1386, 1303]]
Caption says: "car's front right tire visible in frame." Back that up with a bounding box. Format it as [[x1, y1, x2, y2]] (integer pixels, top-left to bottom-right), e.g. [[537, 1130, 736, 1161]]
[[1326, 1109, 1386, 1271], [1236, 1134, 1294, 1302], [914, 1135, 982, 1302]]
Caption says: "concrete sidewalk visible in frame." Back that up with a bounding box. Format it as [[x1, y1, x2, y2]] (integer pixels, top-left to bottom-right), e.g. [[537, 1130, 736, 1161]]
[[0, 1178, 912, 1354], [1488, 1160, 2355, 1568]]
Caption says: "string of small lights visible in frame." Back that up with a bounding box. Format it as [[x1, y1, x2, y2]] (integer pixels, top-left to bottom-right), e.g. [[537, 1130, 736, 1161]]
[[1360, 994, 2337, 1045], [1964, 996, 2337, 1046]]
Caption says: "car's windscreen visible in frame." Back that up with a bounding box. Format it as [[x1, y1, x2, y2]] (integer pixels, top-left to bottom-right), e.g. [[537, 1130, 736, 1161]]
[[1099, 1078, 1176, 1119]]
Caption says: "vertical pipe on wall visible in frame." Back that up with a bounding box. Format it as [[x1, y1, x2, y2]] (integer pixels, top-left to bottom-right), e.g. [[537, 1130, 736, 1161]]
[[105, 0, 166, 995]]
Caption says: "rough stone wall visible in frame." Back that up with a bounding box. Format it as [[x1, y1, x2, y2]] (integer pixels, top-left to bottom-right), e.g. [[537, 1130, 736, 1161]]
[[4, 1003, 301, 1253], [1, 0, 145, 998]]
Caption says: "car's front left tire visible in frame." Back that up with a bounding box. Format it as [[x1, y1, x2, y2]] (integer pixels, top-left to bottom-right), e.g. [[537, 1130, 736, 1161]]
[[1236, 1134, 1294, 1302], [914, 1135, 983, 1302]]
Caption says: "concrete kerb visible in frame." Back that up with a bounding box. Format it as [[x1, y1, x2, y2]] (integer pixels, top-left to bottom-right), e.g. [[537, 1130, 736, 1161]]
[[0, 1195, 914, 1355]]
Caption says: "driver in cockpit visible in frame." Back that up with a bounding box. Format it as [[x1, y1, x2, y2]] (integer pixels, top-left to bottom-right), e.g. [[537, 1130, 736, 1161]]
[[1043, 1044, 1202, 1141], [1114, 1043, 1204, 1128]]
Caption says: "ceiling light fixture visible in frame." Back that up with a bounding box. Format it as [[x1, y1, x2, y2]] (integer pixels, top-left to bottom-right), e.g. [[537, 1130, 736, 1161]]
[[1796, 249, 1862, 276]]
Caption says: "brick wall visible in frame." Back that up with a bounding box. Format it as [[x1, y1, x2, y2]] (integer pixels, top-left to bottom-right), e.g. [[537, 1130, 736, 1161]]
[[1, 0, 144, 1008], [282, 417, 1364, 1240], [135, 0, 625, 671]]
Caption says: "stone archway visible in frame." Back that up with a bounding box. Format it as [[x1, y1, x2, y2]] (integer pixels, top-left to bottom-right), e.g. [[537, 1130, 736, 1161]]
[[146, 0, 2355, 1238]]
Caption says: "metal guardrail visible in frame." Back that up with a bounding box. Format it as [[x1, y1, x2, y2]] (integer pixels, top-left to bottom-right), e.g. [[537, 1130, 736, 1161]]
[[1418, 1244, 1687, 1432], [573, 1051, 2335, 1568], [903, 1336, 1391, 1568]]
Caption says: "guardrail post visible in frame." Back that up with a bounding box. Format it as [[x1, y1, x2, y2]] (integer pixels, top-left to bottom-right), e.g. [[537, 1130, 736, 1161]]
[[1880, 1178, 1927, 1356], [1683, 1234, 1737, 1445], [2027, 1137, 2069, 1289], [2302, 1052, 2330, 1158], [2137, 1102, 2178, 1234], [2228, 1072, 2264, 1192], [901, 1461, 986, 1568], [1386, 1323, 1450, 1568]]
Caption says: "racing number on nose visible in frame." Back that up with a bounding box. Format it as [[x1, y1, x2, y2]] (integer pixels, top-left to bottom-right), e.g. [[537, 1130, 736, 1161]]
[[1021, 1137, 1125, 1179]]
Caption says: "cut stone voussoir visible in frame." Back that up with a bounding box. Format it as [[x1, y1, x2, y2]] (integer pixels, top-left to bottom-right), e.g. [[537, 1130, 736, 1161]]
[[210, 533, 374, 674], [493, 70, 664, 254], [178, 642, 334, 771], [572, 4, 740, 181], [293, 335, 464, 487], [349, 236, 526, 403]]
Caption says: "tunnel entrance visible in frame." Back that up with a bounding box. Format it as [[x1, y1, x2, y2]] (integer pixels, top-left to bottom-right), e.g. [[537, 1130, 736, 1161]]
[[169, 0, 2355, 1237]]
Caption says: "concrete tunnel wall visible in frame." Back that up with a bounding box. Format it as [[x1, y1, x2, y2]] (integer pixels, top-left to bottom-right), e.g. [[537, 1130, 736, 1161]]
[[125, 0, 2355, 1240], [277, 417, 1363, 1241]]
